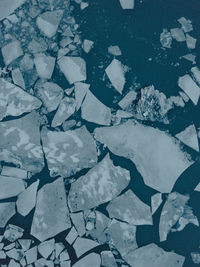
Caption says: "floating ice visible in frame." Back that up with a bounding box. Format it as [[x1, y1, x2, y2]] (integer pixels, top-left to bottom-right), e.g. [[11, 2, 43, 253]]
[[11, 68, 25, 89], [106, 190, 152, 225], [151, 193, 162, 214], [25, 246, 37, 264], [74, 82, 90, 111], [38, 239, 55, 259], [0, 202, 15, 228], [178, 17, 193, 33], [6, 248, 24, 261], [8, 260, 20, 267], [1, 166, 27, 179], [18, 239, 31, 252], [170, 28, 186, 42], [178, 74, 200, 105], [34, 54, 55, 79], [73, 237, 99, 257], [4, 224, 24, 242], [101, 251, 117, 267], [83, 39, 94, 53], [119, 0, 134, 9], [175, 124, 199, 152], [186, 33, 196, 49], [65, 227, 78, 245], [58, 57, 86, 84], [181, 54, 196, 64], [0, 0, 26, 21], [191, 66, 200, 85], [68, 154, 130, 212], [94, 120, 192, 193], [72, 253, 101, 267], [31, 178, 71, 241], [81, 89, 112, 125], [108, 45, 122, 56], [160, 29, 172, 48], [105, 59, 126, 94], [0, 176, 25, 200], [191, 252, 200, 264], [1, 40, 23, 65], [55, 242, 65, 258], [70, 212, 86, 237], [42, 126, 97, 177], [118, 90, 137, 109]]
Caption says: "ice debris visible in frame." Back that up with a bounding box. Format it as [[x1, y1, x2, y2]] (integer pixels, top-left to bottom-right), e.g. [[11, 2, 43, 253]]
[[1, 166, 27, 180], [4, 224, 24, 242], [151, 193, 162, 214], [0, 202, 16, 228], [11, 68, 25, 89], [73, 237, 99, 257], [83, 39, 94, 53], [1, 40, 23, 65], [160, 29, 172, 48], [38, 238, 55, 259], [70, 212, 86, 237], [0, 0, 26, 21], [94, 120, 192, 193], [34, 54, 55, 79], [170, 28, 186, 42], [31, 178, 71, 241], [119, 0, 135, 9], [108, 45, 122, 56], [74, 82, 90, 111], [186, 33, 196, 49], [73, 253, 101, 267], [0, 176, 26, 199], [191, 252, 200, 264], [101, 251, 117, 267], [68, 153, 130, 211], [178, 17, 193, 33]]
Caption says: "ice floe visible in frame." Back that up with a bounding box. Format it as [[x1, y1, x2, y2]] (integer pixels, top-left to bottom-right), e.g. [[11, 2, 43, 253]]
[[34, 53, 55, 79], [0, 202, 16, 228], [73, 237, 99, 257], [1, 40, 23, 65], [119, 0, 135, 9], [72, 253, 101, 267], [0, 0, 26, 21]]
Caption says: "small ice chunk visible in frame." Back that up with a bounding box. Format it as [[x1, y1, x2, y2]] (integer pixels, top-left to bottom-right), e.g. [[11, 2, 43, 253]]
[[0, 176, 25, 199], [80, 2, 89, 10], [101, 251, 117, 267], [160, 29, 172, 48], [68, 154, 130, 212], [119, 0, 134, 9], [175, 205, 199, 232], [178, 17, 193, 33], [176, 124, 199, 152], [34, 54, 55, 79], [0, 0, 26, 21], [31, 178, 71, 241], [0, 250, 6, 259], [36, 10, 64, 38], [194, 183, 200, 192], [106, 190, 152, 225], [51, 97, 76, 127], [0, 202, 15, 228], [186, 33, 196, 49], [8, 260, 20, 267], [65, 227, 78, 245], [1, 166, 27, 179], [81, 89, 112, 125], [191, 252, 200, 264], [16, 180, 39, 216], [74, 82, 90, 111], [70, 212, 86, 237], [28, 39, 48, 54], [11, 68, 25, 89], [60, 261, 71, 267], [170, 28, 186, 42], [72, 253, 101, 267], [151, 193, 162, 214], [108, 45, 122, 56], [73, 237, 99, 257], [58, 57, 86, 84], [83, 39, 94, 53], [191, 66, 200, 85], [181, 54, 196, 64], [1, 40, 23, 65], [38, 239, 55, 259], [60, 249, 70, 261], [55, 242, 65, 258], [118, 90, 137, 109], [159, 192, 189, 242], [62, 120, 76, 131], [25, 246, 37, 264], [4, 224, 24, 242], [178, 74, 200, 105], [18, 239, 31, 251], [105, 59, 126, 94], [6, 248, 24, 261]]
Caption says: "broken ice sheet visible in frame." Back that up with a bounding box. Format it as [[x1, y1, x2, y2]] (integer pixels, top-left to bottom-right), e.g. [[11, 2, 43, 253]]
[[74, 82, 90, 111], [31, 178, 71, 242], [0, 111, 44, 173], [105, 59, 126, 94], [34, 53, 55, 79], [106, 189, 152, 225], [38, 239, 55, 259], [11, 68, 25, 89], [175, 124, 199, 152], [119, 0, 135, 9], [0, 78, 41, 120], [94, 120, 192, 193], [83, 39, 94, 53], [0, 202, 15, 228], [186, 33, 196, 49], [73, 253, 101, 267], [1, 40, 23, 65], [178, 74, 200, 105], [81, 89, 112, 125], [108, 45, 122, 56], [0, 0, 26, 21], [151, 193, 162, 214], [73, 237, 99, 257], [170, 28, 186, 42], [1, 166, 28, 179], [101, 251, 117, 267], [70, 212, 86, 236], [58, 56, 86, 84], [0, 176, 26, 199], [181, 54, 196, 65], [160, 29, 172, 48], [4, 224, 24, 242], [124, 243, 184, 267], [178, 17, 193, 33], [68, 153, 130, 212], [191, 66, 200, 85], [159, 192, 189, 242]]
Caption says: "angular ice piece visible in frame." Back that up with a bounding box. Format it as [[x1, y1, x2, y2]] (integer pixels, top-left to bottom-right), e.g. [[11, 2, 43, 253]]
[[159, 192, 189, 242], [34, 54, 55, 79], [191, 66, 200, 85], [18, 239, 31, 251], [55, 242, 65, 258], [81, 89, 112, 125], [60, 261, 71, 267], [0, 112, 44, 173], [80, 2, 89, 10], [58, 57, 86, 84], [178, 74, 200, 105], [106, 190, 152, 225], [101, 251, 117, 267], [65, 227, 78, 245], [34, 81, 63, 113], [28, 39, 48, 54], [51, 97, 76, 127], [73, 253, 101, 267], [70, 212, 86, 237], [151, 193, 162, 214], [1, 166, 27, 179], [41, 126, 97, 177], [108, 45, 122, 56], [175, 205, 199, 231], [178, 17, 193, 33], [0, 202, 15, 228], [0, 0, 26, 21], [175, 124, 199, 152], [181, 54, 196, 64], [73, 237, 99, 257], [1, 41, 23, 65], [0, 78, 41, 120], [74, 82, 90, 111], [60, 249, 70, 261], [31, 178, 71, 241], [179, 91, 190, 102], [104, 219, 137, 259], [0, 250, 6, 259], [105, 59, 125, 94], [4, 224, 24, 242], [6, 248, 24, 261], [119, 0, 134, 9], [16, 180, 39, 216], [194, 183, 200, 192], [186, 33, 196, 49], [0, 176, 25, 199], [170, 28, 186, 42], [11, 68, 25, 89], [83, 39, 94, 53], [8, 260, 20, 267], [118, 90, 137, 109], [124, 243, 184, 267], [36, 10, 64, 38], [160, 29, 172, 48], [38, 239, 55, 259], [95, 121, 192, 193], [25, 246, 37, 264], [68, 154, 130, 212], [191, 252, 200, 264], [62, 120, 76, 131]]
